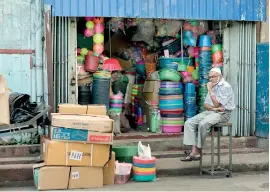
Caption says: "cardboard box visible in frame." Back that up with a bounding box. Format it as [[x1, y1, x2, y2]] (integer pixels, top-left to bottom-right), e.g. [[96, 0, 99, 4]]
[[42, 138, 111, 167], [69, 167, 103, 189], [50, 126, 113, 144], [0, 75, 10, 125], [51, 113, 113, 133], [58, 104, 107, 116], [143, 80, 160, 102], [114, 56, 133, 70], [103, 152, 115, 185], [33, 163, 70, 191]]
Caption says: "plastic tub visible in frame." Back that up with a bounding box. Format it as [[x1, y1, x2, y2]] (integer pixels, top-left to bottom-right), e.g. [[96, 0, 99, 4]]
[[132, 156, 156, 164], [132, 174, 156, 182], [133, 162, 156, 168], [133, 166, 156, 173], [162, 125, 183, 133], [159, 68, 181, 81], [115, 174, 130, 184], [211, 44, 223, 53]]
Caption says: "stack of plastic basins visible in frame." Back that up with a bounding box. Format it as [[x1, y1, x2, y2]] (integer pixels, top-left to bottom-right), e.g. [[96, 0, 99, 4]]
[[211, 44, 223, 72], [184, 82, 197, 119], [132, 156, 156, 182], [159, 81, 184, 133], [158, 57, 184, 133], [109, 94, 123, 115], [198, 35, 212, 113]]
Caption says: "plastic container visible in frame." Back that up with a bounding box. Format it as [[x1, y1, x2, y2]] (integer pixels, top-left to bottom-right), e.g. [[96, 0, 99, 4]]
[[159, 68, 181, 81], [78, 85, 91, 105], [199, 35, 212, 47], [84, 55, 99, 72], [162, 125, 183, 133], [212, 51, 223, 63], [211, 44, 223, 53], [132, 174, 156, 182], [150, 107, 158, 133], [115, 174, 130, 184], [160, 38, 182, 55]]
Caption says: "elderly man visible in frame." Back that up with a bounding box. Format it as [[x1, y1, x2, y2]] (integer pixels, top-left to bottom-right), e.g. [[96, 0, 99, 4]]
[[181, 68, 235, 161]]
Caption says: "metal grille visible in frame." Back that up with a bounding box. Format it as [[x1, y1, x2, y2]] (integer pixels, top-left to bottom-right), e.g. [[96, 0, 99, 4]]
[[236, 22, 256, 136], [51, 17, 70, 109], [223, 21, 256, 137]]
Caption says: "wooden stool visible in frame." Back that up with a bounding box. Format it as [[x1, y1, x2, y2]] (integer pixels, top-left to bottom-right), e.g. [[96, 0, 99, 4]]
[[199, 122, 233, 177]]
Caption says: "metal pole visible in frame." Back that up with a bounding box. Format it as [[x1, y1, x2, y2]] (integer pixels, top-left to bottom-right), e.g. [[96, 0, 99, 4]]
[[61, 17, 64, 103], [57, 17, 61, 105]]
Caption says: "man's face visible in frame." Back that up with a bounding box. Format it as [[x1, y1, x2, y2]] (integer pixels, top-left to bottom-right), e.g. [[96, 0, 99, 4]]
[[209, 71, 220, 84]]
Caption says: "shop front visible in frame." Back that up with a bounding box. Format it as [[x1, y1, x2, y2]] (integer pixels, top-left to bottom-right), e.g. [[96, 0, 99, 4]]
[[43, 0, 266, 137]]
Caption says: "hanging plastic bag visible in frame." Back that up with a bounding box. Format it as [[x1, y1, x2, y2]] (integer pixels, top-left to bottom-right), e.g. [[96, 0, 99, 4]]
[[132, 19, 156, 47], [155, 20, 183, 37], [108, 18, 125, 32], [138, 141, 152, 159]]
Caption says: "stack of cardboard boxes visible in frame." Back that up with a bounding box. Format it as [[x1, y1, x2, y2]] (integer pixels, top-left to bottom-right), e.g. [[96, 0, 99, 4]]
[[33, 104, 116, 190]]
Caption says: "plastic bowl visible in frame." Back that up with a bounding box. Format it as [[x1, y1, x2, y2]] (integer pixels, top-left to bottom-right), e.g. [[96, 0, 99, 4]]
[[159, 69, 181, 81], [162, 125, 183, 133]]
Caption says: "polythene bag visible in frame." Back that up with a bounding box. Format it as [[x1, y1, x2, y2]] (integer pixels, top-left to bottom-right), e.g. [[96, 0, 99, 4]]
[[115, 161, 133, 175], [138, 141, 152, 159]]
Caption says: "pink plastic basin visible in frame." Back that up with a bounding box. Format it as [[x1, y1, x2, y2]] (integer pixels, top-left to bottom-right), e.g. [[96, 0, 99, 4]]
[[162, 125, 183, 133]]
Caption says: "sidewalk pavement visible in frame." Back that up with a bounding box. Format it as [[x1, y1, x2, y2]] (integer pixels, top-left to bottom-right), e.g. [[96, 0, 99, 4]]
[[0, 172, 268, 191]]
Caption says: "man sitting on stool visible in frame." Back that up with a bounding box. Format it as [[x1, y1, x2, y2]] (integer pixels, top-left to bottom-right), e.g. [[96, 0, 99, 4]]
[[181, 68, 235, 161]]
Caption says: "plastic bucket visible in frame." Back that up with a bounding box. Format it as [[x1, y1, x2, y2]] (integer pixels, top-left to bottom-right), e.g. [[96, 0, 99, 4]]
[[199, 35, 211, 47], [84, 55, 99, 72]]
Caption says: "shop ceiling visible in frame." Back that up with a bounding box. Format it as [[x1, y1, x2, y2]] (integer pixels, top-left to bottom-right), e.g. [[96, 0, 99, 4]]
[[44, 0, 266, 21]]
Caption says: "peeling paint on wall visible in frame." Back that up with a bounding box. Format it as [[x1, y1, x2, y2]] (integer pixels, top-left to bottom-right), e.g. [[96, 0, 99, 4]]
[[256, 43, 269, 138]]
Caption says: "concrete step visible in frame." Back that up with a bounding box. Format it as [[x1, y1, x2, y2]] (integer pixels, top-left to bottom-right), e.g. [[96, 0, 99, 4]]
[[0, 156, 42, 165], [0, 145, 40, 158], [152, 148, 268, 158], [114, 136, 259, 152], [0, 148, 268, 183], [156, 150, 269, 177], [0, 136, 260, 158]]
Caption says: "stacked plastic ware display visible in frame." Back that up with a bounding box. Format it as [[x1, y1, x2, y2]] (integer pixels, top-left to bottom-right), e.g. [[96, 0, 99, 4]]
[[158, 59, 184, 133], [211, 44, 223, 71], [198, 35, 212, 112], [132, 156, 156, 182], [109, 93, 123, 115], [184, 83, 197, 119]]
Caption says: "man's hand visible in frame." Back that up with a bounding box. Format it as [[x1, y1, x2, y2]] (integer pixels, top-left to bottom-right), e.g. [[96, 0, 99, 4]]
[[214, 107, 225, 112], [207, 82, 214, 92]]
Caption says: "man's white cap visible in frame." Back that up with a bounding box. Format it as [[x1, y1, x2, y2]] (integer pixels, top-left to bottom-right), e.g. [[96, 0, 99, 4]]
[[210, 67, 222, 75]]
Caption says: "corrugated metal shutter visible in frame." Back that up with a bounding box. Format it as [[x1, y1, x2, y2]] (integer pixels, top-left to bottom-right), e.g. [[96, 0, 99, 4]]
[[44, 0, 267, 21], [223, 21, 256, 136]]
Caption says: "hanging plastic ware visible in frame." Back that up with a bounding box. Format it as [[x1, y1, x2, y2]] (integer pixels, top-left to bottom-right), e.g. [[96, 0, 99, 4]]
[[102, 58, 122, 71], [93, 34, 104, 44], [93, 44, 104, 55], [84, 55, 99, 72], [80, 48, 88, 56], [85, 17, 94, 21], [198, 35, 211, 47], [93, 17, 104, 24], [86, 21, 95, 29], [84, 28, 94, 37], [212, 51, 223, 63], [94, 23, 104, 33], [211, 44, 222, 53]]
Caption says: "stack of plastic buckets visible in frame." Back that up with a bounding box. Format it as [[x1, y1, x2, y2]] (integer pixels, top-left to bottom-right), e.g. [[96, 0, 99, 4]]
[[110, 94, 123, 115], [159, 81, 184, 133], [198, 35, 212, 112], [211, 44, 223, 71], [131, 84, 140, 116], [184, 83, 197, 119], [132, 156, 156, 182]]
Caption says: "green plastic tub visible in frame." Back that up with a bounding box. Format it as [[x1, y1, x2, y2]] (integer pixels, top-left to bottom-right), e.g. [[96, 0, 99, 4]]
[[112, 146, 138, 163]]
